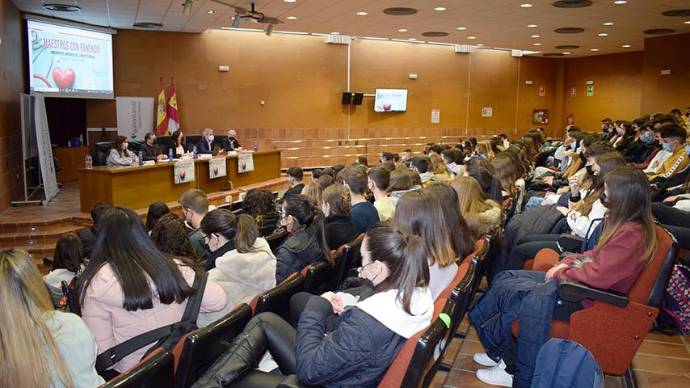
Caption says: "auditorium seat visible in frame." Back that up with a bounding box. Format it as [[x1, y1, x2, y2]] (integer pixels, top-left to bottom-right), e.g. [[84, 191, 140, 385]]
[[100, 349, 174, 388], [301, 260, 337, 294], [510, 225, 679, 376], [173, 304, 252, 388], [334, 234, 365, 287], [265, 229, 289, 253], [94, 141, 114, 166], [250, 272, 305, 319]]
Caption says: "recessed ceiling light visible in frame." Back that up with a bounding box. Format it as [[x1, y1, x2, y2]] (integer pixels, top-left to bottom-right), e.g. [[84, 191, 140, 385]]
[[622, 44, 631, 48], [457, 26, 467, 30], [467, 36, 477, 40], [614, 0, 626, 4], [434, 7, 447, 11], [408, 38, 416, 41], [598, 33, 608, 36], [685, 20, 690, 24], [563, 51, 571, 54], [398, 28, 408, 32], [603, 22, 614, 26], [284, 0, 296, 3], [356, 11, 368, 16], [591, 48, 599, 51], [521, 3, 533, 8], [207, 10, 215, 14], [331, 32, 340, 35], [527, 24, 538, 28], [533, 42, 542, 46], [286, 16, 297, 20], [531, 34, 540, 38]]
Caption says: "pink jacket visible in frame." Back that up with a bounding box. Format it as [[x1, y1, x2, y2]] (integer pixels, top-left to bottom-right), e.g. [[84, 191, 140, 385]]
[[81, 262, 227, 372]]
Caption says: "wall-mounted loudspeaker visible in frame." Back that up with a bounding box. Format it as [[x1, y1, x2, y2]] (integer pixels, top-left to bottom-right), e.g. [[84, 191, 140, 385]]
[[341, 92, 353, 105], [352, 93, 363, 105]]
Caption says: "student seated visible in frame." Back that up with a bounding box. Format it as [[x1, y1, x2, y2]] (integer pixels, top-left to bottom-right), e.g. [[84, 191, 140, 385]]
[[106, 136, 139, 167], [193, 221, 433, 387], [342, 166, 380, 233], [451, 177, 502, 238], [77, 207, 227, 374], [410, 156, 434, 186], [283, 167, 305, 198], [275, 194, 329, 283], [145, 201, 170, 232], [388, 169, 416, 203], [367, 166, 396, 221], [79, 203, 110, 259], [179, 189, 211, 265], [648, 123, 688, 181], [470, 167, 657, 387], [465, 160, 504, 203], [301, 181, 322, 206], [43, 233, 85, 306], [242, 189, 280, 237], [321, 184, 359, 250], [200, 211, 277, 326], [1, 249, 104, 388]]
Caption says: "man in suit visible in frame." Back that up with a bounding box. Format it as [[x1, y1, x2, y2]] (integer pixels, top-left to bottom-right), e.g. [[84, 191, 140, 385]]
[[282, 167, 305, 198], [222, 129, 242, 151], [196, 128, 220, 154]]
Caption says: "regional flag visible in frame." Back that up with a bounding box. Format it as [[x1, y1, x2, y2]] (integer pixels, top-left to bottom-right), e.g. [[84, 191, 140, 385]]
[[167, 77, 180, 133], [155, 77, 168, 135]]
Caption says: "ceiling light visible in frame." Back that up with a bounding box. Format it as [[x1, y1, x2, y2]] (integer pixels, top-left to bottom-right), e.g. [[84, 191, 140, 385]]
[[614, 0, 626, 4], [685, 20, 690, 24], [603, 22, 614, 26], [527, 24, 538, 28], [398, 28, 408, 32], [622, 44, 631, 48], [591, 48, 599, 51], [521, 4, 533, 8], [457, 26, 467, 30], [356, 11, 368, 16], [286, 16, 297, 20], [331, 32, 340, 35], [531, 34, 540, 38], [563, 51, 571, 54], [408, 38, 416, 41], [284, 0, 296, 3], [434, 7, 447, 11], [598, 33, 608, 36], [533, 42, 542, 46], [467, 36, 477, 40], [207, 10, 215, 14]]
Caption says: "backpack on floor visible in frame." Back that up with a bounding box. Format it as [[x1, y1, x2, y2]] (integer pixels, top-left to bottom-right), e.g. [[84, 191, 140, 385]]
[[531, 339, 604, 388], [658, 264, 690, 335]]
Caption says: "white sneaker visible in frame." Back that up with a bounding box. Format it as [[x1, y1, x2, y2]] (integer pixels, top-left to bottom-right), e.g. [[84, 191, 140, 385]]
[[473, 352, 502, 368], [476, 363, 513, 387]]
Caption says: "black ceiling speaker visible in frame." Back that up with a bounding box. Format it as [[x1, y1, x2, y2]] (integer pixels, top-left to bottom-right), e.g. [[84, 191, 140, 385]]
[[422, 31, 449, 37], [341, 92, 353, 105], [556, 45, 580, 49], [552, 0, 592, 8], [383, 7, 418, 16], [661, 9, 690, 17], [543, 53, 565, 57], [555, 27, 585, 34], [644, 28, 676, 35]]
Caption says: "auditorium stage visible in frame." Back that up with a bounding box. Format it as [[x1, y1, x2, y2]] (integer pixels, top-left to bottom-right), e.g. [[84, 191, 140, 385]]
[[0, 178, 289, 267]]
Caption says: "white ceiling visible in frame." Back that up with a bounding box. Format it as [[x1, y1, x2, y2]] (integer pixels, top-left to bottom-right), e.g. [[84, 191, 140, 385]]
[[12, 0, 690, 57]]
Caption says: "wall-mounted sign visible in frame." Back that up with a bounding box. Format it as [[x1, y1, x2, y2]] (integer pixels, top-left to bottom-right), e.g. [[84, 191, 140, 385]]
[[431, 109, 440, 124], [481, 107, 493, 117], [539, 85, 546, 97], [586, 84, 594, 97]]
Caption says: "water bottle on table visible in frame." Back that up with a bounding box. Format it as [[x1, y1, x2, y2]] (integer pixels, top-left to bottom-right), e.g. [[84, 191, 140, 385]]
[[138, 151, 143, 166], [168, 148, 174, 161]]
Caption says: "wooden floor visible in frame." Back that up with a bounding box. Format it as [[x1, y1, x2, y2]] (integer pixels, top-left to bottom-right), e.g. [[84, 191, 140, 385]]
[[433, 318, 690, 388]]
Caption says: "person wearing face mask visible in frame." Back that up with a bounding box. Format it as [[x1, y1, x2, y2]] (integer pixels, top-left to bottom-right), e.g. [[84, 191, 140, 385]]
[[178, 189, 211, 265], [192, 221, 433, 388], [321, 184, 358, 250], [275, 194, 330, 284], [196, 128, 220, 155], [613, 121, 634, 151], [221, 129, 242, 152], [198, 209, 276, 326], [648, 123, 689, 181], [106, 136, 139, 167], [141, 132, 167, 162], [624, 121, 659, 164]]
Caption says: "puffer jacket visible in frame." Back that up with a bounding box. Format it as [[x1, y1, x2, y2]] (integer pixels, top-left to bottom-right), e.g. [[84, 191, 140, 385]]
[[276, 224, 325, 283]]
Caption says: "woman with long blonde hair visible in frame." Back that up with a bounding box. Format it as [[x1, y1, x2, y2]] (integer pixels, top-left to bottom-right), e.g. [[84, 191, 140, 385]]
[[451, 177, 503, 239], [0, 249, 103, 387]]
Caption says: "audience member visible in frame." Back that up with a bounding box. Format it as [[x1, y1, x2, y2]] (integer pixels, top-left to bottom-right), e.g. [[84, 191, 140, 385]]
[[451, 177, 502, 238], [283, 167, 306, 198], [426, 183, 475, 261], [321, 184, 359, 250], [342, 166, 380, 233], [411, 156, 434, 186], [150, 213, 202, 268], [318, 174, 335, 191], [648, 123, 688, 181], [242, 189, 280, 237], [367, 166, 396, 221], [301, 181, 323, 206], [43, 233, 84, 306], [179, 189, 211, 263], [145, 201, 170, 232], [1, 249, 104, 387], [78, 203, 110, 259]]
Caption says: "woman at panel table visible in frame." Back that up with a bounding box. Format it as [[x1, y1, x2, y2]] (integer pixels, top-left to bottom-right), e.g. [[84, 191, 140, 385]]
[[172, 130, 190, 158], [106, 136, 139, 167]]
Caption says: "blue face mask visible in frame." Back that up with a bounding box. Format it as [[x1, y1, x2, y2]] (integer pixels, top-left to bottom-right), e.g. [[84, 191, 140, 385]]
[[686, 145, 690, 156], [640, 132, 654, 143], [662, 143, 673, 152]]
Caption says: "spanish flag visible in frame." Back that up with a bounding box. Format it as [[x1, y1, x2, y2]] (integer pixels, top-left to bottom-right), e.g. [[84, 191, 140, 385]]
[[155, 77, 168, 135], [167, 77, 180, 133]]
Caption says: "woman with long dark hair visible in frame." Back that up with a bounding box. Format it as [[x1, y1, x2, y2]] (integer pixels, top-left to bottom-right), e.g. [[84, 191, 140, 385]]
[[194, 221, 433, 387], [43, 233, 85, 305], [470, 167, 657, 387], [171, 130, 189, 158], [78, 207, 227, 374], [145, 201, 170, 232], [106, 136, 138, 166], [242, 188, 280, 237], [275, 194, 330, 283]]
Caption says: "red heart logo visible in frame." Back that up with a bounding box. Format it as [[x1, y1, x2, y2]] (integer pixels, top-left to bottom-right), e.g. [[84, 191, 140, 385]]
[[52, 67, 76, 89], [179, 170, 186, 180], [383, 103, 392, 111], [213, 166, 218, 175]]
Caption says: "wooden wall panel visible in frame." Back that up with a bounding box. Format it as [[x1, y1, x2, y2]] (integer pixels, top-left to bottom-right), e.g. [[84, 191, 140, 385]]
[[641, 33, 690, 114]]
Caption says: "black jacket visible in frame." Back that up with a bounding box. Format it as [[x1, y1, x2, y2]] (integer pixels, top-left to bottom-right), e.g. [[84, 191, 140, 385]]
[[141, 143, 162, 161], [196, 138, 221, 154], [221, 137, 241, 151], [324, 214, 359, 250], [78, 227, 97, 258], [283, 183, 305, 199], [256, 212, 280, 237], [295, 296, 406, 387], [276, 224, 324, 283]]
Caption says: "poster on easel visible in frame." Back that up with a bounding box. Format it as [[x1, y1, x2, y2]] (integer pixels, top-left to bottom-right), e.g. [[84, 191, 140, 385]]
[[238, 152, 255, 173], [33, 95, 59, 201], [174, 159, 195, 184], [209, 157, 227, 179]]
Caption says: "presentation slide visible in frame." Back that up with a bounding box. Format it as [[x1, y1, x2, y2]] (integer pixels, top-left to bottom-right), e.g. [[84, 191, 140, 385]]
[[374, 89, 408, 112], [27, 19, 114, 99]]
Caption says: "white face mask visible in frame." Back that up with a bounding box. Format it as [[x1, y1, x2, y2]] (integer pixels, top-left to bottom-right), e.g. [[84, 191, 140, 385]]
[[359, 260, 382, 284], [122, 142, 128, 150], [207, 134, 214, 142], [321, 203, 330, 218]]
